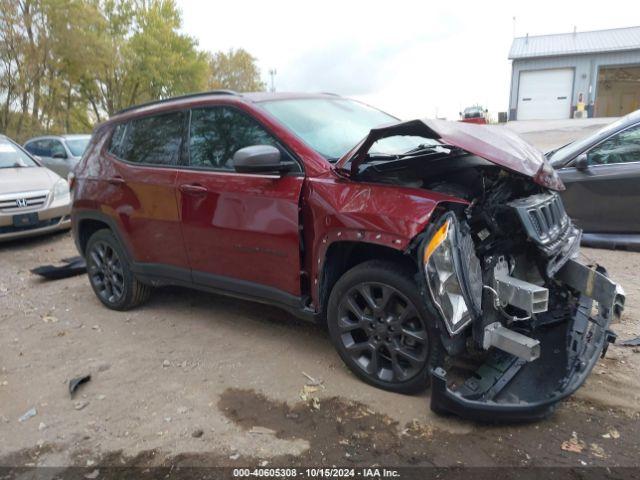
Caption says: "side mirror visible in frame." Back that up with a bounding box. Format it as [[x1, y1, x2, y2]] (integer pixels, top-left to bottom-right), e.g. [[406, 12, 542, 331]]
[[52, 151, 67, 159], [233, 145, 288, 174], [574, 153, 589, 171]]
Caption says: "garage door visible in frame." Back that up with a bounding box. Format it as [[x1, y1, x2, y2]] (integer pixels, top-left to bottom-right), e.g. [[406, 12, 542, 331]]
[[517, 69, 574, 120]]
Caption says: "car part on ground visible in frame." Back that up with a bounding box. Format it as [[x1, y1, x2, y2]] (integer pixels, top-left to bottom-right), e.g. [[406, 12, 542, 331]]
[[618, 337, 640, 347], [31, 256, 87, 280], [68, 374, 91, 397]]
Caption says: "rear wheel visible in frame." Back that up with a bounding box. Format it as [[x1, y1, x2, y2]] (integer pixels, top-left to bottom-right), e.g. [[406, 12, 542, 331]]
[[327, 260, 442, 393], [85, 229, 151, 310]]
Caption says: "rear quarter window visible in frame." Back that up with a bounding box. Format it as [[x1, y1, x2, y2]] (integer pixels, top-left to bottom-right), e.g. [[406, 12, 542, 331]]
[[108, 111, 185, 166]]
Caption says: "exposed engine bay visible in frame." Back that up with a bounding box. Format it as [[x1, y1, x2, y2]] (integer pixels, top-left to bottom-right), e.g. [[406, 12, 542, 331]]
[[354, 145, 625, 421], [358, 150, 581, 350]]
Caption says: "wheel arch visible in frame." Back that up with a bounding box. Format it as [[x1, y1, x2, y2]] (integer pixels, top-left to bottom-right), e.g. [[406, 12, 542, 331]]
[[74, 211, 132, 261], [317, 240, 419, 323]]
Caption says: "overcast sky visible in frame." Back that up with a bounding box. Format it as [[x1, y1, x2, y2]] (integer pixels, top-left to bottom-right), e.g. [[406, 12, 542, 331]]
[[178, 0, 636, 120]]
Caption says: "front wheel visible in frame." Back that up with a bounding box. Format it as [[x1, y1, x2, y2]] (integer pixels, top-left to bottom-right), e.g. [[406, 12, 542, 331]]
[[327, 260, 442, 394]]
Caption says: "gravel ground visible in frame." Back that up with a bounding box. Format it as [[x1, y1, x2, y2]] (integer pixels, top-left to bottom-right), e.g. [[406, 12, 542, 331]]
[[0, 121, 638, 470]]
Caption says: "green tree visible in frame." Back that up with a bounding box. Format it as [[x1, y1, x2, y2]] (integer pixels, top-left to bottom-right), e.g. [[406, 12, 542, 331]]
[[79, 0, 208, 120], [208, 48, 266, 92], [0, 0, 264, 140], [129, 0, 208, 103]]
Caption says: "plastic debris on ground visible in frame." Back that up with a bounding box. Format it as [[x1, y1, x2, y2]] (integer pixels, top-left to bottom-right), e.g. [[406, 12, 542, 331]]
[[31, 256, 87, 280], [18, 407, 37, 423], [618, 336, 640, 347], [69, 374, 91, 396]]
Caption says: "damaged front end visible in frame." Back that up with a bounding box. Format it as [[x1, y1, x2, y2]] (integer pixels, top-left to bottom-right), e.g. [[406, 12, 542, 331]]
[[421, 192, 625, 422], [339, 118, 625, 421]]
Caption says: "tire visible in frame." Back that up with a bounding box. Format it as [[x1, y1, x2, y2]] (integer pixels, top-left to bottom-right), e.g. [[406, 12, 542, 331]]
[[85, 229, 151, 311], [327, 260, 443, 394]]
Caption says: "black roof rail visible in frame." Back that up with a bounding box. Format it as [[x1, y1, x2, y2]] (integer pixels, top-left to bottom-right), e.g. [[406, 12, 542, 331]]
[[114, 90, 239, 115]]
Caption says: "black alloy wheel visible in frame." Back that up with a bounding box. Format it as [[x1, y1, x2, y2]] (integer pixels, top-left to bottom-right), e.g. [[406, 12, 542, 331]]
[[328, 261, 440, 393], [338, 282, 429, 382], [85, 229, 152, 310], [88, 240, 125, 304]]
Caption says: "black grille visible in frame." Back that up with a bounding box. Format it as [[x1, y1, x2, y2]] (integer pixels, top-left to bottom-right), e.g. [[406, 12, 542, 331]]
[[509, 193, 570, 248]]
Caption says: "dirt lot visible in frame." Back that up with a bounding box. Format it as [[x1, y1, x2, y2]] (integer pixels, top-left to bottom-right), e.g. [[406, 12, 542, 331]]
[[1, 122, 639, 472]]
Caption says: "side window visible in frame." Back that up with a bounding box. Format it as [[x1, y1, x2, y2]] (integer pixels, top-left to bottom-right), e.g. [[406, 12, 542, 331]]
[[24, 142, 37, 156], [586, 124, 640, 166], [31, 139, 52, 157], [50, 140, 67, 158], [188, 106, 300, 172], [109, 111, 184, 166], [108, 123, 127, 158]]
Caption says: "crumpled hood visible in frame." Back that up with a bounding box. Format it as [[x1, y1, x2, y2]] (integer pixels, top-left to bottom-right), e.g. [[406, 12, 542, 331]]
[[336, 118, 564, 191]]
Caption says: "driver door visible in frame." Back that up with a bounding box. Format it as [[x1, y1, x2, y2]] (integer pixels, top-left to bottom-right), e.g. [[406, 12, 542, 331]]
[[177, 105, 305, 300], [558, 122, 640, 233]]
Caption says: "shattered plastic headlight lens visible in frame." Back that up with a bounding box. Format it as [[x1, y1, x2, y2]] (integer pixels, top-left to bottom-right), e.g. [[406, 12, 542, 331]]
[[423, 215, 481, 335]]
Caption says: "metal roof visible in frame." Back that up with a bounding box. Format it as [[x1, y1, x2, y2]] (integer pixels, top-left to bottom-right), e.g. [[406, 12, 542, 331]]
[[509, 26, 640, 59]]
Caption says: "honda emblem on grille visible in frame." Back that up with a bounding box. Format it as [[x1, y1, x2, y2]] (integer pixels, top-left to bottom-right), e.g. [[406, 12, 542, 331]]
[[16, 198, 27, 208]]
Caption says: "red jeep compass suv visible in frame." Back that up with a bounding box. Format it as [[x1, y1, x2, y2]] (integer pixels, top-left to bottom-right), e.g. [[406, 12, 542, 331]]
[[72, 91, 624, 421]]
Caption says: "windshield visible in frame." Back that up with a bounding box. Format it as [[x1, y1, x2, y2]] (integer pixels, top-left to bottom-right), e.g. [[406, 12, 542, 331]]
[[463, 107, 484, 118], [0, 138, 39, 168], [261, 98, 432, 160], [65, 137, 90, 156], [548, 116, 634, 166]]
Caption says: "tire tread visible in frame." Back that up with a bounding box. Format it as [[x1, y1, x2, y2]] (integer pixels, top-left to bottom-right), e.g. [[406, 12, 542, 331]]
[[86, 229, 152, 311], [327, 259, 443, 394]]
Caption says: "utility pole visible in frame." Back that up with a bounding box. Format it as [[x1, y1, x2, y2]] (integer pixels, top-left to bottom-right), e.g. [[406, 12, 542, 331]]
[[268, 69, 277, 93]]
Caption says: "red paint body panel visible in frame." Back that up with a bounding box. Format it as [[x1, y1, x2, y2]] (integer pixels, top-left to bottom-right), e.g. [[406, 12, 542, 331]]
[[176, 169, 303, 295], [301, 171, 468, 307], [336, 118, 564, 191], [73, 130, 188, 268]]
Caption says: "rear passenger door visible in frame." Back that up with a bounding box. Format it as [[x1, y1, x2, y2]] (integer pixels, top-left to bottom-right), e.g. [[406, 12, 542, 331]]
[[105, 111, 190, 273], [177, 105, 304, 300]]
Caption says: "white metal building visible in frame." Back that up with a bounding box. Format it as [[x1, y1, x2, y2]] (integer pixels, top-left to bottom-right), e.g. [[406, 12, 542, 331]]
[[508, 26, 640, 120]]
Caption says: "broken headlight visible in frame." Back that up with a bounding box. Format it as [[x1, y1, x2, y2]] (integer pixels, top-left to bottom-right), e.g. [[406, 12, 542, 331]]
[[423, 213, 483, 335]]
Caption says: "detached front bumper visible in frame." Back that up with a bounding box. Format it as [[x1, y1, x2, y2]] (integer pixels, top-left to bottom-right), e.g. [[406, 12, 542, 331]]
[[430, 259, 625, 422]]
